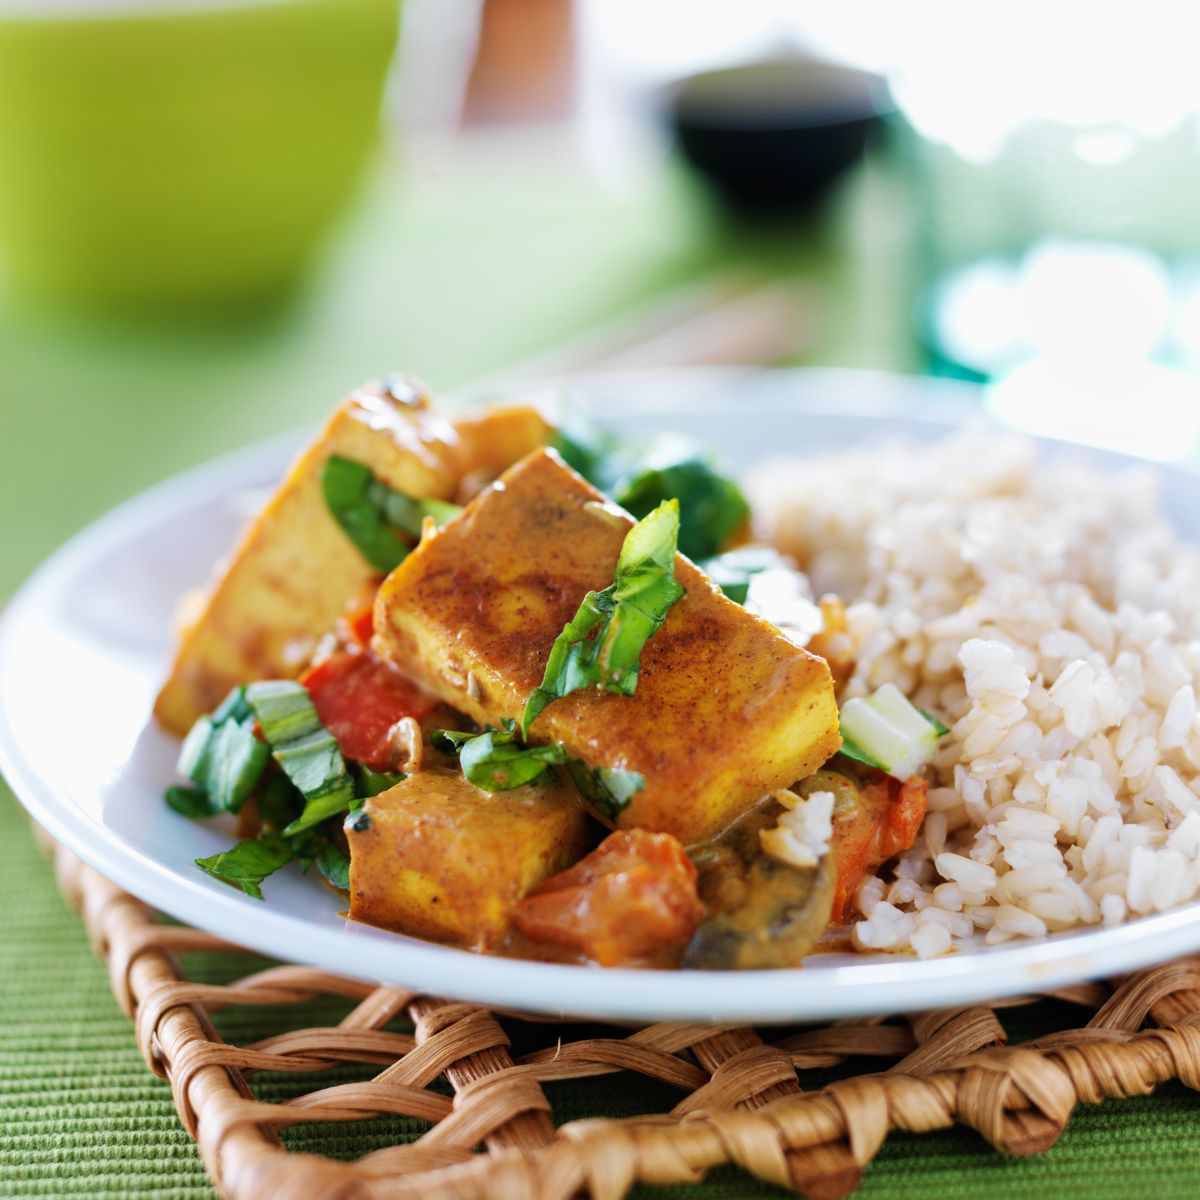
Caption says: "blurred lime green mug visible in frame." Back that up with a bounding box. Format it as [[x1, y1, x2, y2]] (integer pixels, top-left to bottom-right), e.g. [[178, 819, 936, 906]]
[[0, 0, 399, 309]]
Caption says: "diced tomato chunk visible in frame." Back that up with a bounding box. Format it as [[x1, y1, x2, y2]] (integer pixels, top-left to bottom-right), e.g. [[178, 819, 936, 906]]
[[300, 650, 436, 771], [830, 773, 928, 923], [337, 600, 375, 651], [512, 830, 704, 966]]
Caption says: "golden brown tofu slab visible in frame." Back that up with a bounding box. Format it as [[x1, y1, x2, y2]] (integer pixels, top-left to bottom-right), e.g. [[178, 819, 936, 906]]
[[346, 768, 592, 948], [451, 403, 555, 503], [373, 449, 840, 845], [154, 382, 551, 735]]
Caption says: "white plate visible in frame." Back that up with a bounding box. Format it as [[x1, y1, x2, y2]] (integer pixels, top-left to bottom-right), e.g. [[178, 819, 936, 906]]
[[6, 367, 1200, 1024]]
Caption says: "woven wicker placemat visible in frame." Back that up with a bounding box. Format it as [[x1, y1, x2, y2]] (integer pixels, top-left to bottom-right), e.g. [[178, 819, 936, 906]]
[[37, 824, 1200, 1200]]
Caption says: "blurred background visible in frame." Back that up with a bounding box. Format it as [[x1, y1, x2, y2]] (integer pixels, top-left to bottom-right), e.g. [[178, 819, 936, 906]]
[[3, 0, 1200, 598]]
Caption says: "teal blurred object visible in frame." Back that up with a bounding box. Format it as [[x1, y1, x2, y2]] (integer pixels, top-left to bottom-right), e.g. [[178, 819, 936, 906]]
[[0, 0, 400, 309]]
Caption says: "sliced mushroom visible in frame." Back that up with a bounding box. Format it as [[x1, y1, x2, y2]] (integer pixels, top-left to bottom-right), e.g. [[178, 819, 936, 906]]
[[682, 793, 837, 970]]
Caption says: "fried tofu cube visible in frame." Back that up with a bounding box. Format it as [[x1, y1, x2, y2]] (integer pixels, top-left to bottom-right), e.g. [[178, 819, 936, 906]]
[[450, 403, 555, 503], [346, 768, 591, 948], [154, 382, 551, 735], [373, 449, 840, 845]]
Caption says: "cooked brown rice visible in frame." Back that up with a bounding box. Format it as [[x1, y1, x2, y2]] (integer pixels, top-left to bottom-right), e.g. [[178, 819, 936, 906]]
[[747, 432, 1200, 956]]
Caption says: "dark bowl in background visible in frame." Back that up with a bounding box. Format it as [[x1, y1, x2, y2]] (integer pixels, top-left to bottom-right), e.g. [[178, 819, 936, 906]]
[[667, 57, 889, 217]]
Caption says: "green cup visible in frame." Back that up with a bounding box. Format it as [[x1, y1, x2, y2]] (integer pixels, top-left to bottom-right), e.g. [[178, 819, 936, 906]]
[[0, 0, 400, 309]]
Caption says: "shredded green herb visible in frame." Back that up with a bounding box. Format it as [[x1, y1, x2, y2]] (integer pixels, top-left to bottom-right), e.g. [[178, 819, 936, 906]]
[[313, 842, 351, 891], [195, 835, 296, 900], [565, 761, 645, 823], [175, 686, 270, 813], [173, 681, 367, 900], [521, 498, 685, 736], [244, 681, 357, 837], [614, 444, 750, 562], [434, 720, 569, 791], [165, 785, 219, 820], [321, 455, 462, 573], [555, 423, 748, 563], [355, 764, 405, 797], [256, 775, 303, 832]]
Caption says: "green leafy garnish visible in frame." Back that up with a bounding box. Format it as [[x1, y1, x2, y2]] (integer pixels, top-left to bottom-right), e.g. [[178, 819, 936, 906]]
[[434, 720, 569, 791], [556, 423, 748, 563], [553, 416, 619, 485], [244, 681, 357, 837], [355, 764, 405, 797], [612, 440, 749, 562], [565, 761, 645, 823], [255, 775, 303, 831], [699, 545, 782, 605], [175, 687, 270, 813], [195, 835, 296, 900], [313, 842, 351, 891], [321, 455, 462, 573], [521, 498, 685, 736], [165, 785, 219, 820]]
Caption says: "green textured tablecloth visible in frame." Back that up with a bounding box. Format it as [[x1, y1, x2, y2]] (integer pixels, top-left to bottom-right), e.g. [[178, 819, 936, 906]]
[[2, 140, 1198, 1198]]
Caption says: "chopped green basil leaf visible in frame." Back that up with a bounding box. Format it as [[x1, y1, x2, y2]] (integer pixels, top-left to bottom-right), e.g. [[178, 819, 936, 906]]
[[244, 681, 357, 837], [553, 416, 620, 486], [613, 440, 749, 562], [430, 729, 476, 753], [165, 785, 219, 819], [521, 498, 685, 735], [175, 688, 270, 814], [566, 761, 645, 823], [554, 423, 748, 562], [435, 720, 569, 791], [356, 764, 405, 797], [257, 775, 303, 832], [195, 835, 295, 900], [313, 842, 351, 891], [322, 455, 461, 573]]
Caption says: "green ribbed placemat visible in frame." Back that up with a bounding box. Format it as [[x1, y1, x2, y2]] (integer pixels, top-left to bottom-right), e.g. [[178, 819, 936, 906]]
[[2, 783, 1198, 1199]]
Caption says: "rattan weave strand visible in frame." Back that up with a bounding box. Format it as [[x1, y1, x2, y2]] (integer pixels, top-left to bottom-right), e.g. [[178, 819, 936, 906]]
[[44, 829, 1200, 1199]]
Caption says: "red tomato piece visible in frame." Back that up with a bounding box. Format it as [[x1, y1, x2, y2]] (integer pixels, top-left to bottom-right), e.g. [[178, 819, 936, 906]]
[[300, 651, 436, 771], [830, 773, 928, 923], [337, 600, 375, 651], [512, 829, 704, 966]]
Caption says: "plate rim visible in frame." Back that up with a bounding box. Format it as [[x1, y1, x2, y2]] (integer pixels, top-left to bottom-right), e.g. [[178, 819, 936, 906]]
[[6, 366, 1200, 1023]]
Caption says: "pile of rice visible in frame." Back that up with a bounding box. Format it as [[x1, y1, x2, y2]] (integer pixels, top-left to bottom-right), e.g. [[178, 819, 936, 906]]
[[747, 432, 1200, 959]]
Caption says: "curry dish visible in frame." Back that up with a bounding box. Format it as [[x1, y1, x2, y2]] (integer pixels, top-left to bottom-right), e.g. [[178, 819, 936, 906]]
[[158, 377, 946, 969]]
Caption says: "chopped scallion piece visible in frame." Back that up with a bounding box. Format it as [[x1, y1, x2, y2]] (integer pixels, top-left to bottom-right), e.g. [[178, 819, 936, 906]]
[[838, 683, 947, 779], [175, 686, 270, 813], [521, 498, 685, 735], [244, 681, 357, 836]]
